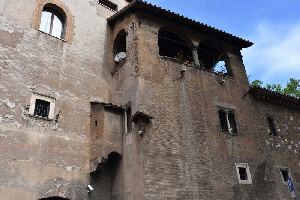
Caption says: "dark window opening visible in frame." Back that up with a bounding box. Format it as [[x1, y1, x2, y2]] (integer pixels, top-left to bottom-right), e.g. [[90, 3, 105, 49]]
[[218, 110, 228, 132], [34, 99, 50, 118], [238, 167, 248, 180], [158, 30, 193, 62], [95, 120, 98, 126], [228, 112, 237, 133], [125, 107, 132, 133], [39, 6, 65, 39], [281, 169, 289, 181], [113, 30, 126, 63], [267, 116, 277, 136], [218, 109, 237, 133], [197, 43, 231, 76], [99, 0, 117, 11]]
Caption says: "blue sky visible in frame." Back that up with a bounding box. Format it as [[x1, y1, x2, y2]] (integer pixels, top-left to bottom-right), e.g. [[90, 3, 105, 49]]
[[145, 0, 300, 86]]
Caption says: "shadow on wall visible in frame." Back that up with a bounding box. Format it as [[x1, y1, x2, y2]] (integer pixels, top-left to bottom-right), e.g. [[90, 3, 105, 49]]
[[89, 152, 122, 200]]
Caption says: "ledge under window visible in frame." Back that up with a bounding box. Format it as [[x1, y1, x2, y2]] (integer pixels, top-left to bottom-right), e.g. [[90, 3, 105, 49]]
[[38, 30, 66, 42]]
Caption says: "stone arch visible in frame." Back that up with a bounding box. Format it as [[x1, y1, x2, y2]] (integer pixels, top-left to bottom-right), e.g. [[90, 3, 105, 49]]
[[197, 41, 232, 76], [89, 151, 122, 199], [113, 29, 127, 62], [32, 0, 74, 43], [158, 26, 193, 62]]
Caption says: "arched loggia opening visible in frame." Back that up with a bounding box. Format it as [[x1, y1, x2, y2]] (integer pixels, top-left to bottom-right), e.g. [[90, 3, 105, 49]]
[[89, 152, 122, 200], [158, 29, 193, 62], [113, 29, 127, 63], [197, 43, 232, 76]]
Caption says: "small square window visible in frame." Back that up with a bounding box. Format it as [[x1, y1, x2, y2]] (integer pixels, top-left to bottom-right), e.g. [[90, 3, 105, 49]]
[[34, 99, 50, 118], [278, 166, 291, 185], [235, 163, 252, 184], [29, 93, 55, 119], [218, 108, 238, 134]]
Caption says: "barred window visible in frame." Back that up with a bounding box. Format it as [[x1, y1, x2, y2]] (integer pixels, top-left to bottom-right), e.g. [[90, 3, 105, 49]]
[[34, 99, 50, 118], [29, 93, 55, 119]]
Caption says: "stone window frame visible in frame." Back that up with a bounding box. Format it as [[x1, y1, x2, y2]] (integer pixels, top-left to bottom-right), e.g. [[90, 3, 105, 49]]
[[277, 166, 291, 186], [29, 93, 56, 119], [32, 0, 74, 43], [218, 107, 238, 134], [235, 163, 252, 184]]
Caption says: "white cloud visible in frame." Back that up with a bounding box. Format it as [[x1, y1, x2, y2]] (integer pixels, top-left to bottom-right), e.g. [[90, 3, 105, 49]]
[[242, 22, 300, 85]]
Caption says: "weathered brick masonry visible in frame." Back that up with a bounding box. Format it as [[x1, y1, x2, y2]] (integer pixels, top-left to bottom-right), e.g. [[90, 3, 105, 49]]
[[0, 0, 300, 199]]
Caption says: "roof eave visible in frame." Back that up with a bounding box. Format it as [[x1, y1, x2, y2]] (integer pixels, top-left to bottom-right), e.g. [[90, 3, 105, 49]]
[[108, 0, 253, 48], [249, 87, 300, 110]]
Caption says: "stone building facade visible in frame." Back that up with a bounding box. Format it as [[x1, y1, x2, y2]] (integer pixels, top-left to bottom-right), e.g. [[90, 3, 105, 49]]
[[0, 0, 300, 199]]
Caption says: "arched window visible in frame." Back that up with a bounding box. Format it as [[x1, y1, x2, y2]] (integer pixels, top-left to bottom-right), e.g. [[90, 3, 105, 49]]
[[197, 43, 232, 76], [158, 29, 192, 62], [113, 29, 127, 63], [39, 5, 65, 39]]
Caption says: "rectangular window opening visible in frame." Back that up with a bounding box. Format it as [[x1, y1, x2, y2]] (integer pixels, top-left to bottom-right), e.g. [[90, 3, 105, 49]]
[[218, 108, 238, 134], [228, 112, 237, 133], [34, 99, 50, 118], [267, 116, 277, 136], [235, 163, 252, 184], [238, 167, 248, 180], [280, 169, 289, 181], [218, 110, 228, 132], [125, 106, 132, 133], [99, 0, 117, 11]]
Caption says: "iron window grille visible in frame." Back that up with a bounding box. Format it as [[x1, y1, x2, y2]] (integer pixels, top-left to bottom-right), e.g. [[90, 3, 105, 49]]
[[34, 99, 50, 118]]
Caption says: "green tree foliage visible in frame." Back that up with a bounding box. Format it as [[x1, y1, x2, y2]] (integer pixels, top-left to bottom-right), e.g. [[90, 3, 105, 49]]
[[249, 80, 263, 87], [250, 78, 300, 98]]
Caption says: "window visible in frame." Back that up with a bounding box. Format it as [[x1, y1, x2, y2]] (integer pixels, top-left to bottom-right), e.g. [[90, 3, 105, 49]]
[[158, 29, 193, 63], [197, 43, 232, 76], [278, 166, 291, 185], [39, 6, 65, 39], [32, 1, 74, 43], [29, 93, 55, 119], [99, 0, 117, 11], [235, 163, 252, 184], [34, 99, 50, 118], [113, 29, 126, 63], [218, 109, 238, 133], [267, 116, 277, 136], [124, 103, 132, 134]]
